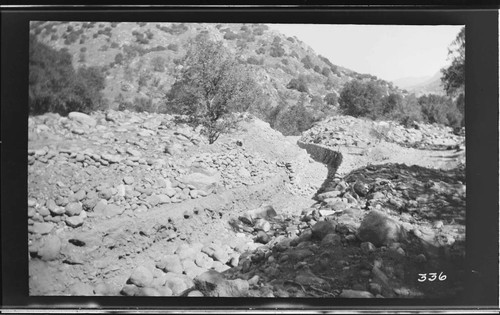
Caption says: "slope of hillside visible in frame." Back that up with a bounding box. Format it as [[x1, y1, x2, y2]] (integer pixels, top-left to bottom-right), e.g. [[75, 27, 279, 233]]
[[30, 21, 401, 134]]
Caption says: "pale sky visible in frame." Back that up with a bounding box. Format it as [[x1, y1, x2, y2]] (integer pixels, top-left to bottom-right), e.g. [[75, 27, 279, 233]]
[[267, 24, 464, 82]]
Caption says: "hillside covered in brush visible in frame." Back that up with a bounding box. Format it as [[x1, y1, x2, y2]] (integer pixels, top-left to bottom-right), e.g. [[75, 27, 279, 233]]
[[29, 21, 406, 135], [30, 21, 464, 137]]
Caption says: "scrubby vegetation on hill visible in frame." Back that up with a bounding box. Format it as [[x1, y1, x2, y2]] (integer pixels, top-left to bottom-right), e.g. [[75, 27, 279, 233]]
[[29, 34, 106, 115]]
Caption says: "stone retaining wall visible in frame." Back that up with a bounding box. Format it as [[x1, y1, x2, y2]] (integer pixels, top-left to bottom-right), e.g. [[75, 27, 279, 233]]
[[297, 140, 343, 195]]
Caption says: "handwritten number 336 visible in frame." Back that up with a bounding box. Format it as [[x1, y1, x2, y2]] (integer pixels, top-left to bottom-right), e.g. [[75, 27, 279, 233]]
[[418, 272, 447, 282]]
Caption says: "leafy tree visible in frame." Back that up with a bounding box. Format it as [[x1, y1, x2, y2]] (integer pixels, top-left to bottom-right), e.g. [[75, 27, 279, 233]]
[[418, 94, 462, 128], [389, 94, 423, 127], [441, 27, 465, 126], [29, 34, 106, 115], [441, 27, 465, 97], [381, 93, 403, 115], [166, 37, 259, 144], [275, 93, 313, 136], [338, 79, 384, 119]]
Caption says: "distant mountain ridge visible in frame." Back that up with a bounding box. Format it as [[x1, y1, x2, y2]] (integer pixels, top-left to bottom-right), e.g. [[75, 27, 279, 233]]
[[393, 71, 445, 96]]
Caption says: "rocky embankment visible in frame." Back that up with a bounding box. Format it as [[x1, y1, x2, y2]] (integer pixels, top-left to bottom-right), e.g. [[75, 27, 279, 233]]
[[301, 115, 465, 151], [28, 111, 466, 299]]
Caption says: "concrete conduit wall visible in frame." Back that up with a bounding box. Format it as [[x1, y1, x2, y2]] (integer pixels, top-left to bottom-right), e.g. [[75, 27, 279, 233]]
[[297, 140, 343, 195]]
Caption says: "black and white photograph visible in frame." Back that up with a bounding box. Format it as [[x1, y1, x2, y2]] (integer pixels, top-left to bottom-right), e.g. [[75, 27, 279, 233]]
[[1, 6, 498, 313], [26, 20, 467, 298]]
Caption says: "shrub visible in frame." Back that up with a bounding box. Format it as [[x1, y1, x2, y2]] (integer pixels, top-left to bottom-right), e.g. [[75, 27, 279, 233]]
[[133, 97, 155, 112], [247, 56, 264, 65], [287, 36, 295, 43], [255, 47, 266, 55], [381, 93, 403, 116], [313, 65, 321, 73], [236, 39, 248, 50], [321, 67, 331, 77], [274, 94, 315, 136], [301, 55, 314, 69], [269, 43, 285, 58], [252, 25, 269, 36], [78, 52, 86, 63], [29, 35, 106, 115], [114, 53, 124, 65], [223, 31, 238, 40], [319, 55, 334, 68], [151, 56, 166, 72], [51, 34, 59, 41], [137, 22, 147, 27], [389, 94, 423, 127], [110, 42, 119, 48], [151, 45, 166, 52], [137, 71, 152, 90], [418, 94, 462, 128], [324, 92, 338, 106], [281, 58, 289, 65], [167, 43, 179, 51], [287, 75, 309, 93], [339, 79, 385, 119], [63, 31, 80, 45]]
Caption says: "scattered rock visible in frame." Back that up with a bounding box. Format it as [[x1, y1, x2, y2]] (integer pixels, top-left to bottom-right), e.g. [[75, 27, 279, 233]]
[[37, 235, 61, 261], [32, 222, 54, 235], [68, 112, 97, 127], [195, 270, 249, 297], [340, 289, 374, 298], [311, 221, 337, 240], [357, 210, 404, 247], [66, 216, 84, 228], [65, 202, 82, 216], [128, 266, 153, 287], [179, 172, 220, 193]]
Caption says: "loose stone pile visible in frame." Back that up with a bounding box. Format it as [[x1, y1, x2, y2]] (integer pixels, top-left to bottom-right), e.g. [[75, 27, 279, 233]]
[[27, 111, 284, 270], [300, 116, 465, 151], [28, 110, 466, 299], [221, 163, 466, 298]]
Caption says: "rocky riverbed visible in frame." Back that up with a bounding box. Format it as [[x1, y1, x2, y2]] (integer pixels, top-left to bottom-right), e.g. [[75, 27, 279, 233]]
[[28, 110, 466, 298]]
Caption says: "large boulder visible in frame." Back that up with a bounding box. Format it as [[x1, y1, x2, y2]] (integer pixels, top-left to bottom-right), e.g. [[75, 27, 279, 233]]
[[356, 210, 404, 247], [68, 112, 97, 127], [194, 270, 249, 297], [243, 205, 277, 223], [311, 221, 337, 240], [179, 172, 220, 193], [128, 266, 153, 287], [37, 235, 61, 261]]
